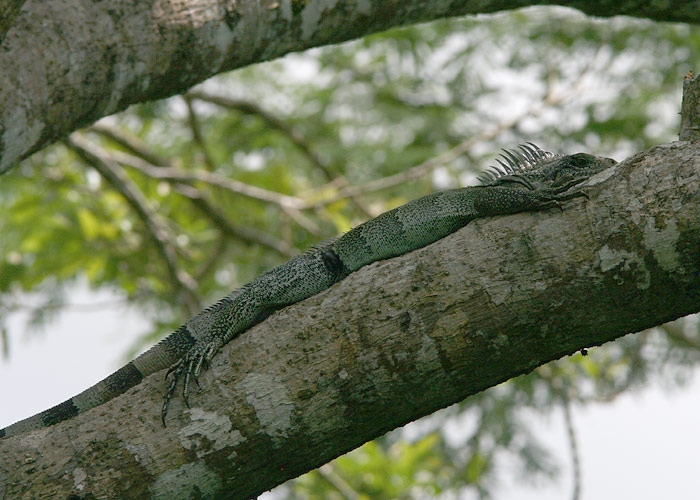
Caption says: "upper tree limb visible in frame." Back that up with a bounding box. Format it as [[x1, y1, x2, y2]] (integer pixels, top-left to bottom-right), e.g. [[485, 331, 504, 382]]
[[1, 0, 697, 174]]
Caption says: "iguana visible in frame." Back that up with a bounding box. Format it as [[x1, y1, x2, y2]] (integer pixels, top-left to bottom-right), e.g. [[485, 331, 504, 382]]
[[0, 144, 616, 438]]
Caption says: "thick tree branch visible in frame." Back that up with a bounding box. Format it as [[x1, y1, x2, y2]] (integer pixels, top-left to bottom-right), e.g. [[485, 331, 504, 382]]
[[0, 0, 697, 175], [2, 141, 698, 499]]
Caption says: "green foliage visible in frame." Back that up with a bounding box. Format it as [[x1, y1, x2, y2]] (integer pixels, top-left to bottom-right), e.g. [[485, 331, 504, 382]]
[[2, 5, 700, 498], [293, 435, 480, 500]]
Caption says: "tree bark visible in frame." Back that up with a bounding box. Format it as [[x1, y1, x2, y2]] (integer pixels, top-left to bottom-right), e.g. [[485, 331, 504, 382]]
[[680, 72, 700, 141], [1, 141, 698, 499], [0, 0, 25, 44], [0, 0, 697, 175]]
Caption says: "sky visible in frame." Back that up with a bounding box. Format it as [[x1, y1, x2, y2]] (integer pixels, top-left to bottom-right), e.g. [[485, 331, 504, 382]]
[[1, 285, 699, 499]]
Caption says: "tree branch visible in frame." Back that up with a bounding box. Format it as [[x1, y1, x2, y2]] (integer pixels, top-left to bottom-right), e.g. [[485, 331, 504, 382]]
[[187, 90, 339, 180], [1, 0, 697, 174], [173, 183, 298, 258], [680, 71, 700, 142], [2, 141, 699, 498], [114, 147, 323, 235], [65, 133, 202, 315], [81, 125, 304, 256], [186, 90, 376, 217], [88, 122, 171, 167], [305, 79, 579, 206], [116, 150, 307, 209], [183, 95, 219, 172]]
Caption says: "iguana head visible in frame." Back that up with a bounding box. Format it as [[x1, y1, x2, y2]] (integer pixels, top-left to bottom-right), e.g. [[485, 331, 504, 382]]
[[480, 143, 617, 192]]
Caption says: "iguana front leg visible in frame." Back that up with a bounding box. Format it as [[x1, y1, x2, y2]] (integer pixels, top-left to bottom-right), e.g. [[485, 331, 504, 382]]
[[160, 239, 346, 424]]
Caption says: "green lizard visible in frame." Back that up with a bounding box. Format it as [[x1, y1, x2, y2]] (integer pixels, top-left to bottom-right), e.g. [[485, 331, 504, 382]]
[[0, 144, 616, 438]]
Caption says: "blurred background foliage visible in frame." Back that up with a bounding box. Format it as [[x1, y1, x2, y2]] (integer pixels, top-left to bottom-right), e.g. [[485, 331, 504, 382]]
[[2, 5, 700, 499]]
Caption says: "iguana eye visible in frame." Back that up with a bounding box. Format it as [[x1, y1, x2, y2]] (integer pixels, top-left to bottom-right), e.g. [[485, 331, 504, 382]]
[[567, 153, 592, 169]]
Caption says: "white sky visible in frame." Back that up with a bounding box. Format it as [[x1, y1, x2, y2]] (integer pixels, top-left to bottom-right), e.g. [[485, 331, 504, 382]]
[[1, 286, 698, 499]]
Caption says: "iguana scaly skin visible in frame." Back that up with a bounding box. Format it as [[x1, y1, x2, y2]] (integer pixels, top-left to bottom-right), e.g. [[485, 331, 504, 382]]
[[0, 144, 616, 438]]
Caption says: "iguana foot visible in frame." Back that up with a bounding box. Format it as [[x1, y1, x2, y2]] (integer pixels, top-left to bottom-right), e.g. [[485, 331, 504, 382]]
[[162, 339, 223, 425]]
